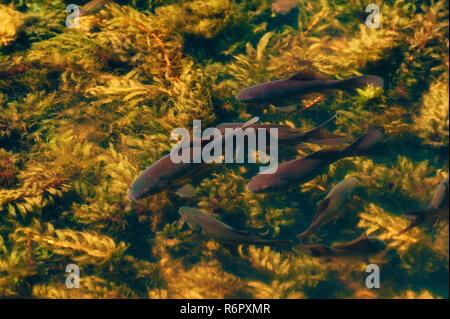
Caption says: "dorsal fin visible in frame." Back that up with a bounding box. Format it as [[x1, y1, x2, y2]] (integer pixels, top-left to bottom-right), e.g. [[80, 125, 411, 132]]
[[288, 69, 329, 81], [242, 116, 259, 128]]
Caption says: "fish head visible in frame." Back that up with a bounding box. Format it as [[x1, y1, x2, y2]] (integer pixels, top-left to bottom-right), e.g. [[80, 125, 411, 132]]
[[235, 87, 260, 103], [127, 172, 162, 202], [345, 177, 359, 192], [338, 177, 359, 201], [178, 207, 202, 230], [247, 174, 281, 193], [178, 206, 190, 219]]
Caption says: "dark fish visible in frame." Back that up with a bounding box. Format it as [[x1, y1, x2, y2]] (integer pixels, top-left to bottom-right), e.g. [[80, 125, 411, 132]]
[[400, 175, 449, 234], [297, 177, 358, 243], [127, 150, 203, 202], [127, 116, 345, 201], [179, 207, 293, 247], [127, 118, 258, 201], [216, 113, 348, 146], [271, 0, 299, 15], [236, 70, 384, 111], [297, 233, 386, 258], [80, 0, 112, 16], [247, 129, 383, 193]]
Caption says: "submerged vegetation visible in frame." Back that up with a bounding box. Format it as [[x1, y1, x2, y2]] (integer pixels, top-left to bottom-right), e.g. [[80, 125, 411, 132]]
[[0, 0, 448, 298]]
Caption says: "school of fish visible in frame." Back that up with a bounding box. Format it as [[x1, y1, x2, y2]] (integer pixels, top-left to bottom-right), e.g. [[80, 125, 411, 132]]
[[127, 66, 448, 259]]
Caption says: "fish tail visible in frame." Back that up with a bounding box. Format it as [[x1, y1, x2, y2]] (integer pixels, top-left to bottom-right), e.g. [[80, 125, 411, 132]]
[[398, 209, 428, 235], [301, 114, 349, 145], [297, 229, 313, 243], [126, 192, 138, 202], [404, 208, 428, 220], [336, 75, 384, 90], [306, 245, 333, 257], [398, 220, 420, 235], [341, 129, 383, 157]]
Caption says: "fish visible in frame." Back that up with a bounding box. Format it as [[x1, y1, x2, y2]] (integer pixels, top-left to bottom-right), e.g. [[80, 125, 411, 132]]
[[174, 183, 197, 198], [178, 206, 293, 247], [127, 148, 203, 202], [235, 69, 384, 111], [127, 117, 259, 201], [271, 0, 299, 15], [127, 116, 345, 201], [400, 175, 449, 234], [247, 129, 383, 193], [297, 177, 358, 243], [79, 0, 112, 16], [296, 233, 386, 258], [216, 113, 348, 146]]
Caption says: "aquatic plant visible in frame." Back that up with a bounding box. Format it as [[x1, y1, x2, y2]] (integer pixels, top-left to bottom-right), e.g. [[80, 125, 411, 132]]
[[0, 0, 448, 298], [413, 73, 449, 147]]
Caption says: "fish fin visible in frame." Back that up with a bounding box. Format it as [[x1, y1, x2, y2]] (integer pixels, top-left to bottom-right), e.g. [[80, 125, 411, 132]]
[[175, 184, 197, 198], [312, 197, 331, 223], [337, 75, 384, 90], [317, 113, 338, 127], [270, 99, 300, 112], [288, 69, 330, 81], [301, 114, 348, 145], [190, 230, 204, 243], [216, 117, 259, 142], [242, 116, 259, 128], [305, 113, 338, 134], [342, 129, 383, 157], [305, 245, 332, 257], [177, 218, 186, 228], [274, 105, 298, 112]]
